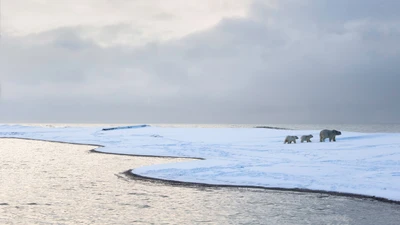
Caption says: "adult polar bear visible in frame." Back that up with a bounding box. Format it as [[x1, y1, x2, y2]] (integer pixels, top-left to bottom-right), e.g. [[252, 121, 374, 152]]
[[320, 129, 342, 142]]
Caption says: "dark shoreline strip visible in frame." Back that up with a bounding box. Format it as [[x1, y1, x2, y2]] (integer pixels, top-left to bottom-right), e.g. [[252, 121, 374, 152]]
[[102, 125, 149, 131], [89, 149, 205, 160], [2, 137, 399, 205], [124, 171, 400, 205]]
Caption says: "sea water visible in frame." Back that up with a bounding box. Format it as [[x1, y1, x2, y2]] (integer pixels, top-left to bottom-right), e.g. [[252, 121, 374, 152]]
[[14, 122, 400, 133]]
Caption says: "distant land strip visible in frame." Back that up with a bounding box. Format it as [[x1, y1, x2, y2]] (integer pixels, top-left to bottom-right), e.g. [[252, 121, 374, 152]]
[[254, 126, 292, 130]]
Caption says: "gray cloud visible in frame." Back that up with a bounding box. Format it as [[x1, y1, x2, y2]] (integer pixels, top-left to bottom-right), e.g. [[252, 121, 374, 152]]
[[1, 0, 399, 124]]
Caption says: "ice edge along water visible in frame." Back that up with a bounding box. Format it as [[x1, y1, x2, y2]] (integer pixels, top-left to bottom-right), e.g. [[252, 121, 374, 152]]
[[0, 124, 399, 201]]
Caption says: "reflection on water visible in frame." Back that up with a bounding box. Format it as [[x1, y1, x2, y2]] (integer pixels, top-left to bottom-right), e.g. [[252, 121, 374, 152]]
[[1, 138, 400, 225]]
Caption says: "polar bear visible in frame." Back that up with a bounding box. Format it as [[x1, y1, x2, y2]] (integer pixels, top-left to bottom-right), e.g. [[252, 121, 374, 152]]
[[284, 135, 298, 144], [319, 129, 342, 142], [300, 135, 313, 143]]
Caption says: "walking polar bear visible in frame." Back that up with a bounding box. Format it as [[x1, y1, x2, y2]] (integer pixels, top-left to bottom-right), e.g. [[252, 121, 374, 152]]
[[320, 129, 342, 142], [300, 135, 313, 143], [284, 135, 298, 144]]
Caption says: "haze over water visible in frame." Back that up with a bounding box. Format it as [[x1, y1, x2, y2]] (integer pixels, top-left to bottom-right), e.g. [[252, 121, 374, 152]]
[[8, 123, 400, 133]]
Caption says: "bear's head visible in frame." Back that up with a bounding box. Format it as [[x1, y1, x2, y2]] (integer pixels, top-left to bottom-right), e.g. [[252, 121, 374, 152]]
[[333, 130, 342, 135]]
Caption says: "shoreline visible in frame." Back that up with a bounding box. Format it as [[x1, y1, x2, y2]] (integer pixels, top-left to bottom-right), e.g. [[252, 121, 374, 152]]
[[124, 170, 400, 205], [2, 137, 400, 205]]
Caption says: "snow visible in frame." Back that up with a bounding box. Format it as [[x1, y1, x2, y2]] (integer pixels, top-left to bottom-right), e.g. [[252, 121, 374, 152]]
[[0, 124, 399, 201]]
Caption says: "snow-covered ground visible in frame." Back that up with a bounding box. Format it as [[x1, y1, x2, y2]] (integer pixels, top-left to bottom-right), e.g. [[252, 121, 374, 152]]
[[1, 124, 399, 201]]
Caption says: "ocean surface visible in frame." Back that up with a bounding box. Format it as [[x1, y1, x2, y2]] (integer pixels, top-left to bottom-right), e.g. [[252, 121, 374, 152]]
[[154, 123, 400, 133], [12, 122, 400, 133], [1, 123, 400, 224]]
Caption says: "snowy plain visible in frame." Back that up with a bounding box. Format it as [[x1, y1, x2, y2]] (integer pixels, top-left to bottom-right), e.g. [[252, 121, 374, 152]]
[[1, 124, 399, 201]]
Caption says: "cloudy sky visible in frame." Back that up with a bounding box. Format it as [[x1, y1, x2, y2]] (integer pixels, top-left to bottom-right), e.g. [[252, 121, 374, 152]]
[[0, 0, 399, 124]]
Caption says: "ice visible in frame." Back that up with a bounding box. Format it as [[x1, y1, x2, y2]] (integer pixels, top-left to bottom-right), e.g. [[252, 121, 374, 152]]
[[0, 124, 399, 201]]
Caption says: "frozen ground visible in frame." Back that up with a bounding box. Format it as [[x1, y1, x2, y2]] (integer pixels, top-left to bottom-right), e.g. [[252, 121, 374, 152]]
[[0, 124, 399, 201]]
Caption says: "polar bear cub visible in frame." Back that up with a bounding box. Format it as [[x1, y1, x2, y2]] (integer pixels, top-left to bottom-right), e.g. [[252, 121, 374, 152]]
[[284, 135, 299, 144], [300, 135, 313, 143]]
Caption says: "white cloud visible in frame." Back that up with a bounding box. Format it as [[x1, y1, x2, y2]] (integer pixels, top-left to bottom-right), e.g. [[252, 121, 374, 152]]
[[2, 0, 253, 46]]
